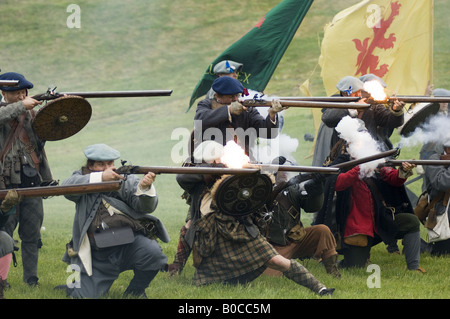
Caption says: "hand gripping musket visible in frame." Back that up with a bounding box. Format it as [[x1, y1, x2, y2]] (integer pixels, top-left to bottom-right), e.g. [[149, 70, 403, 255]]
[[0, 181, 122, 200], [241, 98, 370, 110], [114, 163, 340, 176]]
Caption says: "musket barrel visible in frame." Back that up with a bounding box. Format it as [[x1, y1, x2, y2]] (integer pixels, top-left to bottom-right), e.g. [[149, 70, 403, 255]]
[[259, 164, 339, 174], [32, 90, 173, 101], [331, 148, 399, 169], [59, 90, 173, 98], [241, 99, 370, 109], [277, 96, 361, 102], [0, 181, 122, 200], [387, 159, 450, 166], [0, 80, 19, 87], [390, 96, 450, 103]]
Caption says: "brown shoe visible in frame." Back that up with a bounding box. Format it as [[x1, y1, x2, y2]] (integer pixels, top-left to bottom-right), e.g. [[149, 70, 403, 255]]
[[323, 255, 341, 279], [414, 267, 426, 274]]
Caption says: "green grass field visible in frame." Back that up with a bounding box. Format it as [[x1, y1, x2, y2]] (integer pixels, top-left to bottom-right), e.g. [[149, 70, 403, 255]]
[[1, 0, 449, 301]]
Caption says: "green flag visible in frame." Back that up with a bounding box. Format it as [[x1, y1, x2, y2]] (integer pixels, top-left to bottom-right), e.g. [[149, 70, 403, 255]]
[[187, 0, 314, 111]]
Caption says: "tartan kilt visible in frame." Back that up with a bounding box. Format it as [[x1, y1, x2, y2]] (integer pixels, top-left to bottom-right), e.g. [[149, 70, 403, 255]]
[[193, 212, 279, 286]]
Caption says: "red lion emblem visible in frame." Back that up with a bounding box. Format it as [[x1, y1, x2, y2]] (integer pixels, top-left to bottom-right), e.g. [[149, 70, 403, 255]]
[[353, 1, 401, 77]]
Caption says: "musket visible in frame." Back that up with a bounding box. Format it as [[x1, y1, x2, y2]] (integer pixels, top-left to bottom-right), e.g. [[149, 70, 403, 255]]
[[241, 98, 370, 110], [32, 89, 173, 101], [257, 164, 339, 174], [0, 89, 173, 107], [386, 159, 450, 166], [275, 96, 361, 102], [0, 80, 19, 87], [369, 96, 450, 104], [0, 181, 122, 200], [330, 148, 400, 169], [115, 164, 340, 176]]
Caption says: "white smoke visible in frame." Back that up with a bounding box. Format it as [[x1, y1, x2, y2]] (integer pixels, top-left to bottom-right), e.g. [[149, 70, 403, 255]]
[[253, 133, 299, 164], [399, 114, 450, 147], [335, 116, 386, 178]]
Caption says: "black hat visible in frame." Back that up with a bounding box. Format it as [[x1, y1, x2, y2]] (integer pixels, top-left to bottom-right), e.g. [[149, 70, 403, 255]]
[[212, 77, 244, 95], [0, 72, 33, 91]]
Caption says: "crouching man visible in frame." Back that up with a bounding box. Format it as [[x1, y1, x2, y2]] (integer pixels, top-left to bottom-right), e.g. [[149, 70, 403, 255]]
[[59, 144, 168, 298]]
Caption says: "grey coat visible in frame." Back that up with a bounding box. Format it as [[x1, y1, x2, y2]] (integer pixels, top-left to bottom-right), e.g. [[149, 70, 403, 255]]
[[424, 151, 450, 217], [61, 170, 168, 275]]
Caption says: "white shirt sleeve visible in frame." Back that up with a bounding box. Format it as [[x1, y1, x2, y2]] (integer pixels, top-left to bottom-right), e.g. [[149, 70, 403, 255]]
[[136, 183, 157, 197], [89, 172, 103, 183]]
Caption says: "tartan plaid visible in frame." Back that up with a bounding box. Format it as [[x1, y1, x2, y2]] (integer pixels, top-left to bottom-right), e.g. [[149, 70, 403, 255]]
[[173, 225, 191, 267], [193, 212, 278, 286]]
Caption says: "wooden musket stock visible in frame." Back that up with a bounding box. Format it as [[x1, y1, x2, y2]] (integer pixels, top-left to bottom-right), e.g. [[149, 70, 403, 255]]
[[0, 181, 122, 200]]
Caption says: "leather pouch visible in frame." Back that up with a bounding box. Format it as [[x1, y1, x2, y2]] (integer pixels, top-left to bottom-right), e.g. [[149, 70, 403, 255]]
[[93, 226, 134, 249]]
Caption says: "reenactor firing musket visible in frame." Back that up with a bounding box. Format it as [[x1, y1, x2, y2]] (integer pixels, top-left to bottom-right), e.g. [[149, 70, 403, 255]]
[[0, 181, 121, 200]]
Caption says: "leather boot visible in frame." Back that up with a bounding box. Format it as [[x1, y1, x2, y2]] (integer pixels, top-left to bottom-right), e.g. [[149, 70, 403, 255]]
[[123, 270, 159, 299], [283, 259, 328, 295], [323, 254, 341, 278]]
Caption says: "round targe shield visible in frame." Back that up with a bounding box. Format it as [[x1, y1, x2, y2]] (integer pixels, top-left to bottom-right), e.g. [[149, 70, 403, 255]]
[[398, 102, 440, 137], [32, 95, 92, 141], [214, 173, 272, 217]]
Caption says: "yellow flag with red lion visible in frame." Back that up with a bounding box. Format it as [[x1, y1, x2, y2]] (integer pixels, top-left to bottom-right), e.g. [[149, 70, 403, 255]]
[[319, 0, 433, 97]]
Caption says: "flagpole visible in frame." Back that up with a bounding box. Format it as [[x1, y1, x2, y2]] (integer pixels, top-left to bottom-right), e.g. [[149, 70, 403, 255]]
[[430, 0, 434, 92]]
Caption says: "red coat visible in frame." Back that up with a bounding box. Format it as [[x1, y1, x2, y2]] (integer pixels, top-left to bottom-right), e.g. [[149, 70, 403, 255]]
[[335, 166, 406, 238]]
